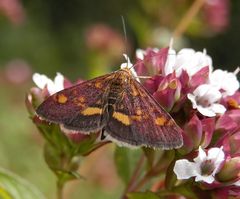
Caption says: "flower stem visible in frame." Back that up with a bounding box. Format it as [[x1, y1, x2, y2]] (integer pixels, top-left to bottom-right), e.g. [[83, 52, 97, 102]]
[[121, 154, 145, 199], [173, 0, 206, 38], [127, 153, 170, 193], [56, 179, 64, 199]]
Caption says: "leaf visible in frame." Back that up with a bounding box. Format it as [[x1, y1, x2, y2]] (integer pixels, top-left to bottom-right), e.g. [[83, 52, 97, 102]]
[[114, 147, 142, 185], [114, 147, 131, 184], [0, 167, 46, 199], [127, 191, 159, 199]]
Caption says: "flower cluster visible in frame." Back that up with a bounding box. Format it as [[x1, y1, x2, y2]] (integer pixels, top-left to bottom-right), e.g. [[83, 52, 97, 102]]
[[135, 46, 240, 198], [26, 45, 240, 198]]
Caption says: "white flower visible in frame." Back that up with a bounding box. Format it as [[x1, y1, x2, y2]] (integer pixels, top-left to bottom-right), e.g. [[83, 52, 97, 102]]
[[165, 48, 213, 77], [173, 146, 225, 184], [234, 180, 240, 186], [121, 54, 140, 82], [32, 72, 64, 95], [187, 84, 226, 117], [135, 48, 159, 60], [208, 69, 240, 97], [136, 49, 145, 60], [164, 48, 176, 75]]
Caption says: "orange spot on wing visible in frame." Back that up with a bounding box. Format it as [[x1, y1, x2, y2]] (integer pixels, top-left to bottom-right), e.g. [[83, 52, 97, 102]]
[[113, 112, 131, 125], [81, 107, 103, 115], [155, 116, 167, 126], [57, 94, 68, 104]]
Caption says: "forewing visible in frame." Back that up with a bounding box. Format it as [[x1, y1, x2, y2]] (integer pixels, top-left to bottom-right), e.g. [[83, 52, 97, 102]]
[[36, 73, 113, 132], [105, 79, 183, 149]]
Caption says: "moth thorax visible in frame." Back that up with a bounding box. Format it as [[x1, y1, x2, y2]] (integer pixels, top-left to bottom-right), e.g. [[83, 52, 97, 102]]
[[108, 80, 122, 102]]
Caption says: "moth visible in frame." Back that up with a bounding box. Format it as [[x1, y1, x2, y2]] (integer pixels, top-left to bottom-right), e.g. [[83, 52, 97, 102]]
[[36, 67, 183, 149]]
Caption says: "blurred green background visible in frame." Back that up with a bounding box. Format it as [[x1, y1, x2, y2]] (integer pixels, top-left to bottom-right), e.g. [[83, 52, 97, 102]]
[[0, 0, 239, 198]]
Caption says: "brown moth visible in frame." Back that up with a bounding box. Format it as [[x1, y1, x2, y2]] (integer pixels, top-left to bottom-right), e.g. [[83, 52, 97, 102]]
[[36, 68, 183, 149]]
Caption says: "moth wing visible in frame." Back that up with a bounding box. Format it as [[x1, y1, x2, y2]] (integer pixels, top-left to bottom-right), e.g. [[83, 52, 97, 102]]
[[105, 79, 183, 149], [36, 73, 113, 132]]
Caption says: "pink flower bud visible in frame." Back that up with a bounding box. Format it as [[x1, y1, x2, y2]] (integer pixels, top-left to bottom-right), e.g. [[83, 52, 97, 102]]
[[201, 118, 215, 148], [135, 47, 169, 76], [153, 73, 181, 110], [190, 66, 209, 89], [178, 114, 202, 154]]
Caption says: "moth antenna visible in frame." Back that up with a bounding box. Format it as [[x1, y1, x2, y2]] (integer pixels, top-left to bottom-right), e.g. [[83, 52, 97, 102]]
[[121, 15, 130, 66]]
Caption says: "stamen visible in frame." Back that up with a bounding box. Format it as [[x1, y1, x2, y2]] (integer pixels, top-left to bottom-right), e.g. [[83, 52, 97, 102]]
[[234, 67, 240, 76], [137, 76, 152, 79]]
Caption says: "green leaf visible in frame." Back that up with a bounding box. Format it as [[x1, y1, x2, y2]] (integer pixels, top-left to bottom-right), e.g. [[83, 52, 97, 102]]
[[114, 147, 142, 185], [114, 147, 131, 184], [127, 191, 159, 199], [0, 167, 46, 199]]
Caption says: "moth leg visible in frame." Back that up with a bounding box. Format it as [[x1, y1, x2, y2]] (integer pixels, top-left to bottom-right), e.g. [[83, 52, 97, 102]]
[[100, 128, 107, 140]]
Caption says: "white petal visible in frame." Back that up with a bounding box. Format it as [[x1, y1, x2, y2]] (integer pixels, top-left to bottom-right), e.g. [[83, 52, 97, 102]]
[[46, 81, 56, 95], [187, 94, 197, 109], [136, 49, 145, 60], [234, 180, 240, 186], [53, 72, 64, 92], [194, 146, 207, 163], [173, 159, 198, 179], [209, 69, 240, 97], [222, 72, 239, 96], [195, 174, 215, 184], [187, 52, 205, 76], [210, 103, 226, 115], [174, 49, 212, 77], [208, 147, 225, 161], [174, 49, 194, 73], [193, 84, 210, 98], [204, 88, 222, 104], [164, 48, 176, 75], [196, 105, 216, 117], [32, 73, 50, 89], [209, 69, 225, 89]]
